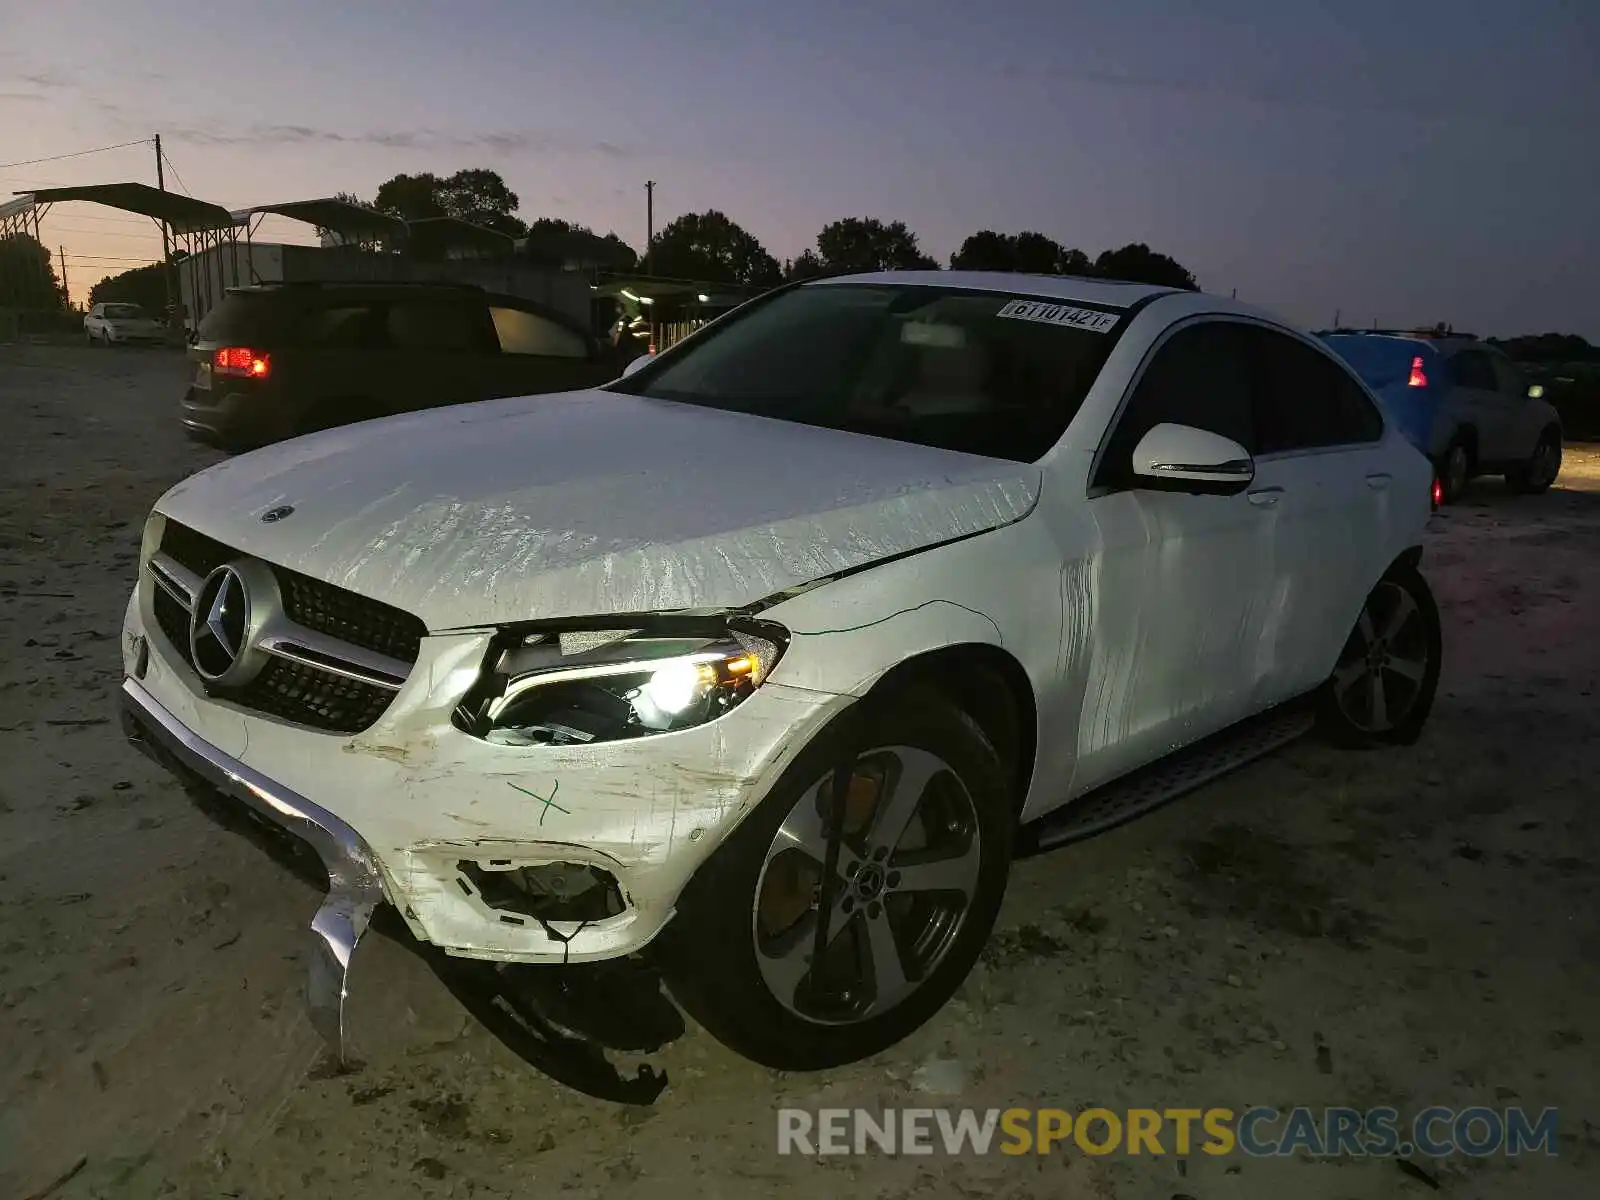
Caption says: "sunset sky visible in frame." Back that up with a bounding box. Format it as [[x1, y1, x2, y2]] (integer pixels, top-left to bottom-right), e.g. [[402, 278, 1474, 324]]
[[3, 0, 1596, 337]]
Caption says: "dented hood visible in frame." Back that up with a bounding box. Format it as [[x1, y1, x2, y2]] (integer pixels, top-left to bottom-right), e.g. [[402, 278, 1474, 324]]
[[155, 389, 1041, 629]]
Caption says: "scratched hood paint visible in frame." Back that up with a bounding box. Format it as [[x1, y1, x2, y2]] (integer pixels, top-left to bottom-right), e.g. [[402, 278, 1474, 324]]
[[154, 389, 1042, 629]]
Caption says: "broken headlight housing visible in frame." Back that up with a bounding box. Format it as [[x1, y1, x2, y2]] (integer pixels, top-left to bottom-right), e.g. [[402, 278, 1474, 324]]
[[453, 618, 787, 747]]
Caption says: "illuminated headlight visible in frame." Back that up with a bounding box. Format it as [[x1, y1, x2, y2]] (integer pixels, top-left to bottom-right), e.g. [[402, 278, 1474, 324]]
[[453, 620, 787, 747]]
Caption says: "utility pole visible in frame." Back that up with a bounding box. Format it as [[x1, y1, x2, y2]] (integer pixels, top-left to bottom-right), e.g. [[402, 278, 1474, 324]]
[[58, 245, 68, 309], [154, 133, 174, 323], [1333, 308, 1341, 328], [644, 180, 655, 275]]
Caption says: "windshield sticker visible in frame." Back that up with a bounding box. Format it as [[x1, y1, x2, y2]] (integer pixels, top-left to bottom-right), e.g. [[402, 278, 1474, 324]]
[[997, 300, 1120, 334]]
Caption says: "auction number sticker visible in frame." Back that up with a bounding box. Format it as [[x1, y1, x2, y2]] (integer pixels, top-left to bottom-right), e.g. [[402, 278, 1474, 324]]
[[997, 300, 1120, 333]]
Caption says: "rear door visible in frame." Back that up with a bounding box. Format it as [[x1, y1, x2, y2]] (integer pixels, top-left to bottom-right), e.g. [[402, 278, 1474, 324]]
[[1244, 324, 1391, 694], [482, 300, 615, 398], [1445, 348, 1510, 461], [1488, 351, 1540, 462], [382, 294, 501, 412], [279, 296, 388, 416]]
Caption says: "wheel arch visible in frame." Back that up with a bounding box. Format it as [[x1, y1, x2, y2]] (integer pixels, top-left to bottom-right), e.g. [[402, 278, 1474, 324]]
[[1385, 545, 1424, 578], [862, 643, 1038, 814]]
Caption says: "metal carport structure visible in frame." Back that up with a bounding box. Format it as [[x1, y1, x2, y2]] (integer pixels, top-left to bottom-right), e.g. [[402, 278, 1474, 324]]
[[229, 198, 407, 253], [7, 183, 240, 325]]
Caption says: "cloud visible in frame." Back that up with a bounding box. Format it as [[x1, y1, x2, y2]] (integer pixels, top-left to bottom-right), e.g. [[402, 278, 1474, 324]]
[[165, 123, 636, 159], [17, 70, 73, 89], [0, 91, 48, 103]]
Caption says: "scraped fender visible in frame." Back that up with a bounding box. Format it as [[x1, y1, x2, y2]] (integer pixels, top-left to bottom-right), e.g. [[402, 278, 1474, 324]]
[[760, 511, 1062, 695]]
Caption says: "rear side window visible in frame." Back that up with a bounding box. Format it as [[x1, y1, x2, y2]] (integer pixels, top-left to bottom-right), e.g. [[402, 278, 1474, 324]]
[[386, 300, 483, 352], [1448, 350, 1497, 390], [1096, 322, 1255, 487], [490, 306, 588, 358], [197, 293, 293, 342], [1490, 354, 1527, 397], [292, 304, 384, 349], [1248, 326, 1383, 453]]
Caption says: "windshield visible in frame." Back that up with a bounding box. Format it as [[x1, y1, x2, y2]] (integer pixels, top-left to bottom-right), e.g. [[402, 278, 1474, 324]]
[[103, 304, 147, 320], [609, 283, 1127, 462]]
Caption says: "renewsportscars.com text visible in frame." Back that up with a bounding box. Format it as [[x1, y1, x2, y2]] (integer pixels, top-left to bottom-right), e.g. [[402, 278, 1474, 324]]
[[777, 1106, 1558, 1158]]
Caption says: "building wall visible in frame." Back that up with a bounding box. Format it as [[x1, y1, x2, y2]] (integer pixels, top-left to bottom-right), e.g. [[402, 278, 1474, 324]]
[[179, 242, 589, 329]]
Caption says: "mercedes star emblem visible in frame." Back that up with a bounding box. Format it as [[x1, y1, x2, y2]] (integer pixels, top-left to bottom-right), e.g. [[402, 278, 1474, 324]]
[[190, 564, 251, 683]]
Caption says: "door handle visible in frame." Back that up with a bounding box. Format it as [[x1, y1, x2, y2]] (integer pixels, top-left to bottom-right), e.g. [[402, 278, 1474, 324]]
[[1247, 487, 1284, 507], [1365, 473, 1392, 490]]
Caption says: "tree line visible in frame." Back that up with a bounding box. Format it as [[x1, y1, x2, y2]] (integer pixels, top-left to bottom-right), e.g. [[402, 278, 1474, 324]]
[[358, 168, 1202, 290]]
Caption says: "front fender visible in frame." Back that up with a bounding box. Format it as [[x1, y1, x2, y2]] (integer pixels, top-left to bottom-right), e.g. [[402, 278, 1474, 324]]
[[760, 517, 1062, 702]]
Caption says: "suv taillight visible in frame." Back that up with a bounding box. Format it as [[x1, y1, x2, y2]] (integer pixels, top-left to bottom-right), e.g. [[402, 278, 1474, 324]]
[[214, 346, 270, 379], [1407, 355, 1428, 388]]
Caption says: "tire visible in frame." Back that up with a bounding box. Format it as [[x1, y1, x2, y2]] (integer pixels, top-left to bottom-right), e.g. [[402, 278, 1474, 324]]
[[660, 687, 1015, 1070], [1436, 439, 1471, 505], [1505, 430, 1561, 495], [1317, 567, 1442, 748]]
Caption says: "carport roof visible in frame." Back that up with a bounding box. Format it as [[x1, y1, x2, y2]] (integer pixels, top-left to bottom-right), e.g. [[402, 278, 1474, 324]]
[[15, 182, 237, 233], [231, 198, 406, 240], [404, 216, 516, 252]]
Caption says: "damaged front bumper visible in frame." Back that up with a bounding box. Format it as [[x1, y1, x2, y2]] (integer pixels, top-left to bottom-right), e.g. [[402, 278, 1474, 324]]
[[120, 677, 382, 1065], [118, 579, 850, 1062]]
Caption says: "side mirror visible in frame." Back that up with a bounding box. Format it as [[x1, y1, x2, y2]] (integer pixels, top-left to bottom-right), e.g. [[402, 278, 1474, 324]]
[[1527, 384, 1545, 400], [1131, 423, 1254, 495], [619, 352, 654, 381]]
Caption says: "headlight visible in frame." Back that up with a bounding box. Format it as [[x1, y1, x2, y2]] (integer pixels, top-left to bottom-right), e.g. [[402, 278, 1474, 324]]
[[453, 619, 787, 746]]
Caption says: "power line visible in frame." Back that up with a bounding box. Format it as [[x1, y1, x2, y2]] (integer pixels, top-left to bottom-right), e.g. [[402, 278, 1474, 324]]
[[0, 138, 151, 172], [160, 150, 193, 198], [35, 211, 154, 227], [49, 226, 163, 240]]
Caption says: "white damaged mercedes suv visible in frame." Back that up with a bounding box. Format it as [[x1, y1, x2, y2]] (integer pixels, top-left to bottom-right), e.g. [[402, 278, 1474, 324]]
[[119, 272, 1441, 1069]]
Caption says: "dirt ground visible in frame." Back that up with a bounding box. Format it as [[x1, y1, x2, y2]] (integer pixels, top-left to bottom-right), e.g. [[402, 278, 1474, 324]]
[[2, 343, 1597, 1199]]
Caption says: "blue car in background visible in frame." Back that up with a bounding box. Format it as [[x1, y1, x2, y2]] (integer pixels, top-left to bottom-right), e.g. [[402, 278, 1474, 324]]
[[1319, 330, 1564, 504]]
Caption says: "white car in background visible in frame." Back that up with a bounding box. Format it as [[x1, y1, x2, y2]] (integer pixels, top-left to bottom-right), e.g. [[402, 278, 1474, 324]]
[[118, 271, 1441, 1070], [84, 301, 164, 345]]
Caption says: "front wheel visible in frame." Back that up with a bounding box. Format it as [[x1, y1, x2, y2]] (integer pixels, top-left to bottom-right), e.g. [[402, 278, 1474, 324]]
[[1318, 568, 1442, 748], [660, 688, 1014, 1069], [1505, 431, 1561, 495]]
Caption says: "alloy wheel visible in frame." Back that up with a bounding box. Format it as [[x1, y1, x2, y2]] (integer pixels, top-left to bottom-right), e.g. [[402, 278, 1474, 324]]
[[752, 746, 982, 1026], [1332, 581, 1432, 733]]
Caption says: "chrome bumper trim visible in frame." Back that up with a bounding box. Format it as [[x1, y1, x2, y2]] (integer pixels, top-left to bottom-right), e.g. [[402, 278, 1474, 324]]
[[119, 677, 383, 1065]]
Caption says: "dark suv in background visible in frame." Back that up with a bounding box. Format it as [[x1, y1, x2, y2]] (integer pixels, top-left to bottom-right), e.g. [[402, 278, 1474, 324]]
[[181, 281, 623, 450]]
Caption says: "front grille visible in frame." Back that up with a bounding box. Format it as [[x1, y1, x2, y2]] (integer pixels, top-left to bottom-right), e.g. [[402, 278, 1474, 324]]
[[277, 567, 424, 662], [160, 521, 232, 576], [153, 587, 192, 659], [160, 521, 425, 663], [152, 520, 426, 734], [235, 657, 399, 734]]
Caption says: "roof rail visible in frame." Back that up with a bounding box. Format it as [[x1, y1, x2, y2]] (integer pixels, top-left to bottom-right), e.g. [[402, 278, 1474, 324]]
[[1317, 327, 1477, 341]]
